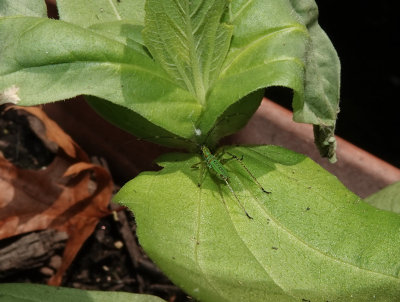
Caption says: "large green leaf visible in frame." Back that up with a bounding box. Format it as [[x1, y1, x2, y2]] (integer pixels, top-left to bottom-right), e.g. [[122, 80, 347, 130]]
[[0, 283, 166, 302], [115, 145, 400, 301], [365, 181, 400, 214]]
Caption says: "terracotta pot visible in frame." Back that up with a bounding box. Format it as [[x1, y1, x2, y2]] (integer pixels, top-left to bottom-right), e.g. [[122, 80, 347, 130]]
[[43, 98, 400, 198], [228, 99, 400, 198], [43, 97, 169, 184]]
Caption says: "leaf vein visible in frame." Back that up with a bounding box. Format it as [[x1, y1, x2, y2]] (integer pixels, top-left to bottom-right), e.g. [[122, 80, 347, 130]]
[[220, 25, 307, 76], [107, 0, 122, 20], [244, 148, 400, 281]]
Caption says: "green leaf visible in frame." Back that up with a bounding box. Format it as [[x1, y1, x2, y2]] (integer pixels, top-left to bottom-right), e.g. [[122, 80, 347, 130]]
[[115, 145, 400, 302], [1, 1, 341, 158], [365, 181, 400, 214], [56, 0, 145, 27], [85, 95, 198, 150], [0, 283, 166, 302], [0, 0, 47, 18], [196, 0, 310, 139], [0, 16, 201, 138], [143, 0, 233, 103]]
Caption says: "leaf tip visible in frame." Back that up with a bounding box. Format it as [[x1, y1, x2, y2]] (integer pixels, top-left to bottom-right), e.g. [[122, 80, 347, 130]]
[[313, 124, 337, 163]]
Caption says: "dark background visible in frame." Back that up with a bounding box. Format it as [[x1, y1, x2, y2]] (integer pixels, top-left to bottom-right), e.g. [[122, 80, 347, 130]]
[[267, 1, 400, 168]]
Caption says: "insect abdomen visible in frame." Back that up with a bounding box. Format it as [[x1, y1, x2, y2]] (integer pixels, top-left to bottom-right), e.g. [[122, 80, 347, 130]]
[[201, 146, 229, 181]]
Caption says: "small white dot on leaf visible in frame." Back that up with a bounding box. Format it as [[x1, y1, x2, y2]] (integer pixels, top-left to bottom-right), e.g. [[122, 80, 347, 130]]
[[0, 85, 21, 105]]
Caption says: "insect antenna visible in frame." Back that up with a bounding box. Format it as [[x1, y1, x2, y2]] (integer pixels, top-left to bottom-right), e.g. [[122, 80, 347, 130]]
[[225, 151, 270, 194]]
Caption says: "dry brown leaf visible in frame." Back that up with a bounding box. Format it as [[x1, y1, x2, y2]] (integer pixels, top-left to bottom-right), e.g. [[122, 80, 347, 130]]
[[0, 106, 113, 285]]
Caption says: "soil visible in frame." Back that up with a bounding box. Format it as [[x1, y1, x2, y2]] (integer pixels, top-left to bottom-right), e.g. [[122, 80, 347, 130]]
[[0, 106, 54, 170], [0, 105, 193, 302], [64, 213, 192, 302]]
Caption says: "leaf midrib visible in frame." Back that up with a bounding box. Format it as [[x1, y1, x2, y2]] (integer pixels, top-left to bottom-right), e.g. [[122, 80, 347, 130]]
[[228, 0, 254, 23], [216, 57, 305, 82], [2, 16, 171, 79], [193, 170, 232, 302], [181, 1, 206, 102], [220, 24, 308, 77], [1, 61, 177, 86], [106, 0, 122, 20], [190, 158, 292, 297]]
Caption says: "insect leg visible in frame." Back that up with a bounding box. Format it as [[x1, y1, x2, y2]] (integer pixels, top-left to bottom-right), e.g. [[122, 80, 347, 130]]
[[225, 151, 270, 194], [191, 160, 208, 188], [191, 161, 202, 169], [222, 178, 253, 219]]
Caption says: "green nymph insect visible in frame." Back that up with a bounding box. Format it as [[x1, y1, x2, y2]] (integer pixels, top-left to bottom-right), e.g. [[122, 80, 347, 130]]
[[140, 115, 270, 219], [194, 145, 270, 219]]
